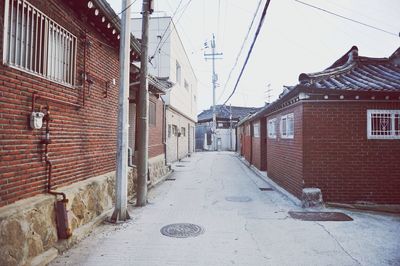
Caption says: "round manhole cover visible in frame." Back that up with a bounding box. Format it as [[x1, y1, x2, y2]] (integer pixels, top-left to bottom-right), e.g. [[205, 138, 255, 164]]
[[160, 223, 204, 238], [225, 196, 252, 202]]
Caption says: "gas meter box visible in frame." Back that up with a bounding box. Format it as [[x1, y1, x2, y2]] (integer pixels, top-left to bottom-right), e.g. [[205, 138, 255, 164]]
[[30, 112, 45, 129]]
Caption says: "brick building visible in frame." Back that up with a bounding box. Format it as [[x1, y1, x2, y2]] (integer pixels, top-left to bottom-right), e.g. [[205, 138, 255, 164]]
[[0, 0, 170, 265], [237, 46, 400, 205]]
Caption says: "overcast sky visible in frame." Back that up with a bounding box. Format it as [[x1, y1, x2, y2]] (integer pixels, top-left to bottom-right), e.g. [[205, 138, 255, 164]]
[[107, 0, 399, 112]]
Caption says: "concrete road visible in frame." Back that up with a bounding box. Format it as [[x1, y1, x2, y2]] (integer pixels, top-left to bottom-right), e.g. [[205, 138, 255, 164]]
[[51, 152, 400, 266]]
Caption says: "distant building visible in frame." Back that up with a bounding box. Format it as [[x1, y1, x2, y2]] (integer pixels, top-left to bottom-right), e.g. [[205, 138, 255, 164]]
[[196, 105, 261, 151], [237, 46, 400, 205], [131, 17, 197, 163]]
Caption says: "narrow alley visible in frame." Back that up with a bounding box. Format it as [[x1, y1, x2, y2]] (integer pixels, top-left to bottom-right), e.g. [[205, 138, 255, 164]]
[[50, 152, 400, 266]]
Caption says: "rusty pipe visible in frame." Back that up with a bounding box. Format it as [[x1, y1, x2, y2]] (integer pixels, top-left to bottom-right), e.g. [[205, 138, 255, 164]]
[[32, 92, 81, 111], [42, 109, 67, 201]]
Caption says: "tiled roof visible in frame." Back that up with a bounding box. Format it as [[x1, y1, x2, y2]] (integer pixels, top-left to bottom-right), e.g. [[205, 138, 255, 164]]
[[198, 105, 261, 122], [298, 46, 400, 91]]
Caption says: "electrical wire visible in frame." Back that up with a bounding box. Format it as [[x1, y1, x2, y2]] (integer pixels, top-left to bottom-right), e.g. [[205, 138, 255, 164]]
[[109, 0, 138, 25], [216, 0, 263, 103], [294, 0, 398, 37], [157, 0, 193, 54], [222, 0, 272, 106], [149, 0, 185, 63]]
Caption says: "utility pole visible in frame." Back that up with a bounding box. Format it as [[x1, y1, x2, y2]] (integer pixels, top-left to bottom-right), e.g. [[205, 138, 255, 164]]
[[229, 103, 232, 151], [204, 34, 222, 151], [111, 0, 131, 222], [136, 0, 153, 207], [265, 83, 272, 104]]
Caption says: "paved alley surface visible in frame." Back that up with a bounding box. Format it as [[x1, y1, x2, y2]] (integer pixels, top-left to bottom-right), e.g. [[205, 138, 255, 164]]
[[51, 152, 400, 266]]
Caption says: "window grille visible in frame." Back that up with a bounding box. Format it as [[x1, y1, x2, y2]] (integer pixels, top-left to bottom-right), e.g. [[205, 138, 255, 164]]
[[3, 0, 77, 86], [280, 113, 294, 139], [367, 110, 400, 139], [253, 122, 260, 138], [172, 125, 178, 136], [268, 118, 276, 139], [149, 101, 156, 126]]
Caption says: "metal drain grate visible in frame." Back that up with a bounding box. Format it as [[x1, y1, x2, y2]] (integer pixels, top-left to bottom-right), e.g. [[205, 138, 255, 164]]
[[225, 196, 252, 202], [288, 211, 353, 221], [165, 178, 176, 181], [259, 187, 273, 191], [160, 223, 204, 238], [175, 165, 185, 167]]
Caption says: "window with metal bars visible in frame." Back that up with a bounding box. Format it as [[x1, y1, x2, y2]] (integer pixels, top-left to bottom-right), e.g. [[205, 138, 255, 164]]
[[149, 101, 156, 126], [268, 118, 276, 139], [3, 0, 77, 86], [280, 113, 294, 139], [253, 122, 260, 138], [367, 110, 400, 139]]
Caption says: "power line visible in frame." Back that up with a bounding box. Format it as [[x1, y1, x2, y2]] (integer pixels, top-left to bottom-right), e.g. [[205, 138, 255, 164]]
[[222, 0, 272, 106], [217, 0, 263, 103], [157, 0, 193, 54], [109, 0, 138, 25], [294, 0, 398, 37], [149, 0, 185, 63]]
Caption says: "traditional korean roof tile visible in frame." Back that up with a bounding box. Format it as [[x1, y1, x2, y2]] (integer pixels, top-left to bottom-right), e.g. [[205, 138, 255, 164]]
[[198, 105, 261, 123], [298, 46, 400, 91]]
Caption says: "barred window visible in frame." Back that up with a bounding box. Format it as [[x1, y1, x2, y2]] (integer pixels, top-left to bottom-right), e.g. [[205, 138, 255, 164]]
[[268, 118, 276, 139], [253, 122, 260, 138], [3, 0, 77, 86], [168, 124, 171, 138], [149, 101, 156, 126], [367, 110, 400, 139], [280, 113, 294, 139]]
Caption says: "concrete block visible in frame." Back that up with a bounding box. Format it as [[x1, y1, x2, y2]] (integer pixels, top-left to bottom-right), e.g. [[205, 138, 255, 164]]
[[302, 188, 324, 208]]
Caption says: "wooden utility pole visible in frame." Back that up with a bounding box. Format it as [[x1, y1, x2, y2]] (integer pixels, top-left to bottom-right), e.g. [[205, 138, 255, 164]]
[[136, 0, 152, 206], [111, 0, 131, 222]]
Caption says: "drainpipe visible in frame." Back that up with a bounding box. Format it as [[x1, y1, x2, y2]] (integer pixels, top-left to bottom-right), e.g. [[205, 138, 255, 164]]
[[42, 107, 72, 239], [162, 99, 167, 164]]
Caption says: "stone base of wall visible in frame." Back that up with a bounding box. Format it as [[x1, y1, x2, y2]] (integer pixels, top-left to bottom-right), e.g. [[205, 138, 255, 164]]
[[0, 160, 170, 266], [148, 154, 170, 186]]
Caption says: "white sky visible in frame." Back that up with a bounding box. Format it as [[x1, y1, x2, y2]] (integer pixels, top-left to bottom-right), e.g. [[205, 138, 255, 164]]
[[107, 0, 399, 113]]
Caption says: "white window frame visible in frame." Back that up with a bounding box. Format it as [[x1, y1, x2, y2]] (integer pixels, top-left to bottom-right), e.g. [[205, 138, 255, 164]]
[[268, 118, 277, 139], [280, 113, 294, 139], [367, 110, 400, 139], [253, 122, 260, 138], [3, 0, 77, 87]]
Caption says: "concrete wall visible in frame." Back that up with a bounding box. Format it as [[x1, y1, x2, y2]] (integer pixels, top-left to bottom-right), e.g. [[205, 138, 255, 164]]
[[303, 101, 400, 204], [131, 17, 198, 122], [165, 107, 195, 163]]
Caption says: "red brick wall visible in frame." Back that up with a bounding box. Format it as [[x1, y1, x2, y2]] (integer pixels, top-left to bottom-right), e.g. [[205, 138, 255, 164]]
[[243, 123, 252, 163], [266, 104, 304, 198], [0, 0, 121, 206], [148, 95, 165, 158], [251, 120, 261, 169], [303, 101, 400, 204], [260, 118, 267, 171]]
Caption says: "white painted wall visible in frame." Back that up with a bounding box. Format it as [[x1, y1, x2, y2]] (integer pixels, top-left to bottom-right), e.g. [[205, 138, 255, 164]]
[[131, 17, 197, 122]]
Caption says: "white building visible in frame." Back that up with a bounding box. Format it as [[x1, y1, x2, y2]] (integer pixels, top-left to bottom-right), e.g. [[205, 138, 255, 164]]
[[131, 17, 197, 162]]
